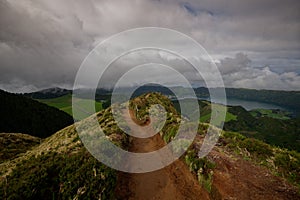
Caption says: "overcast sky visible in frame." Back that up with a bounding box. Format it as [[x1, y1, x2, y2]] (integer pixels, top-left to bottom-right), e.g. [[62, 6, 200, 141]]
[[0, 0, 299, 92]]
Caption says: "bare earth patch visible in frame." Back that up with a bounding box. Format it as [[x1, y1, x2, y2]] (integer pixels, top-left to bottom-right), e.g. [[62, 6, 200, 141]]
[[208, 146, 300, 200], [115, 110, 210, 200]]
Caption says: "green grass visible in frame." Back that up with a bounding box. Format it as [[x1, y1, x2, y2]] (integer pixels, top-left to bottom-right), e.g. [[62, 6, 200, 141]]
[[38, 94, 103, 119], [200, 103, 237, 123], [225, 112, 238, 121], [250, 109, 291, 120], [0, 104, 129, 199], [200, 113, 211, 122], [0, 149, 117, 200], [184, 149, 216, 192], [0, 133, 41, 162]]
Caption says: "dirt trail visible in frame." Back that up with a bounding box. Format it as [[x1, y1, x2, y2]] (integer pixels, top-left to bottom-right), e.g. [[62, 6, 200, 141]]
[[115, 110, 209, 200], [209, 147, 300, 200]]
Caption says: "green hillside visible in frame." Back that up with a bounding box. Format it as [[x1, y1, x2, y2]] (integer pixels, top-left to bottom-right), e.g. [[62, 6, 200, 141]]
[[173, 98, 299, 152], [224, 106, 300, 151], [250, 109, 292, 120], [0, 133, 41, 162], [37, 94, 103, 118], [0, 93, 299, 199], [0, 99, 128, 199]]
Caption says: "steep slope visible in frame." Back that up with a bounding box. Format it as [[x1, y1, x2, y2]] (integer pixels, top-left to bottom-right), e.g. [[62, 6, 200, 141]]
[[0, 89, 73, 138], [0, 92, 299, 199], [224, 106, 300, 151], [127, 93, 299, 199], [210, 148, 299, 200], [185, 100, 300, 152], [0, 106, 127, 199], [0, 133, 41, 162], [195, 133, 300, 200]]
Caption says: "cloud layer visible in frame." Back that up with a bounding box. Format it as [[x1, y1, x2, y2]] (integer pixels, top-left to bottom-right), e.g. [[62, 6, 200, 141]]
[[0, 0, 299, 92]]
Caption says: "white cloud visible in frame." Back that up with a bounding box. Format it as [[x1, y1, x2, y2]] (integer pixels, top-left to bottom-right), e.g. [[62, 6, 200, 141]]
[[220, 54, 300, 90], [0, 0, 299, 92]]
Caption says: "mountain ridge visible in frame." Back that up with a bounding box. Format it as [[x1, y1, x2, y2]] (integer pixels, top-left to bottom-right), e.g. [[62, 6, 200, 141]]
[[24, 86, 300, 114], [1, 92, 299, 199]]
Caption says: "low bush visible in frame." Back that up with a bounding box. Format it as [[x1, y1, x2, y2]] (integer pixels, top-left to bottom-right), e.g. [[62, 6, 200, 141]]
[[0, 149, 117, 200], [274, 150, 300, 185], [239, 138, 273, 159], [184, 150, 215, 192]]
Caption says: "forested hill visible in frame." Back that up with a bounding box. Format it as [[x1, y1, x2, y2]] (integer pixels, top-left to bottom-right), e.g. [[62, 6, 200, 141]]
[[24, 86, 300, 116], [195, 87, 300, 113], [0, 89, 73, 138]]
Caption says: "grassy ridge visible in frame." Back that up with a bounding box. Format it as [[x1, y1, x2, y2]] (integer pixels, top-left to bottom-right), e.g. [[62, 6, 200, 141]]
[[173, 98, 299, 152], [0, 104, 128, 199], [128, 93, 300, 192]]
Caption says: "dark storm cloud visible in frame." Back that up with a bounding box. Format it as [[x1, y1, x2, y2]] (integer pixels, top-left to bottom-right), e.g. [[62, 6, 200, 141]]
[[0, 0, 299, 92], [0, 0, 97, 92]]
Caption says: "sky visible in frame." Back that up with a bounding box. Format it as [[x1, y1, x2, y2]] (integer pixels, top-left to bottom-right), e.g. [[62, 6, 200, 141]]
[[0, 0, 299, 92]]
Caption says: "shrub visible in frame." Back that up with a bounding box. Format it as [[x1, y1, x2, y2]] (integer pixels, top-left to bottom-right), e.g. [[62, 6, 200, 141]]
[[274, 150, 300, 185], [0, 149, 117, 200], [223, 131, 246, 141], [239, 138, 273, 159], [184, 150, 215, 192]]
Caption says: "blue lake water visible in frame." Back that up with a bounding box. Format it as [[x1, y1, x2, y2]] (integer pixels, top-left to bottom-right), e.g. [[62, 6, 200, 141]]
[[199, 97, 287, 111]]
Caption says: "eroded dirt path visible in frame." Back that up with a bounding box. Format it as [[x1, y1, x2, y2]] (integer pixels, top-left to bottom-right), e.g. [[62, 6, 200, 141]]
[[193, 135, 300, 200], [114, 110, 300, 200], [209, 147, 300, 200], [115, 110, 209, 200]]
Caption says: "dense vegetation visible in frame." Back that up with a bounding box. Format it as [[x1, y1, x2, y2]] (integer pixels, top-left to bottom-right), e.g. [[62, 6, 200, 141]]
[[0, 149, 117, 200], [250, 109, 292, 120], [224, 106, 300, 151], [0, 89, 73, 138], [184, 149, 216, 192], [0, 102, 129, 200], [172, 98, 300, 151], [0, 133, 41, 162]]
